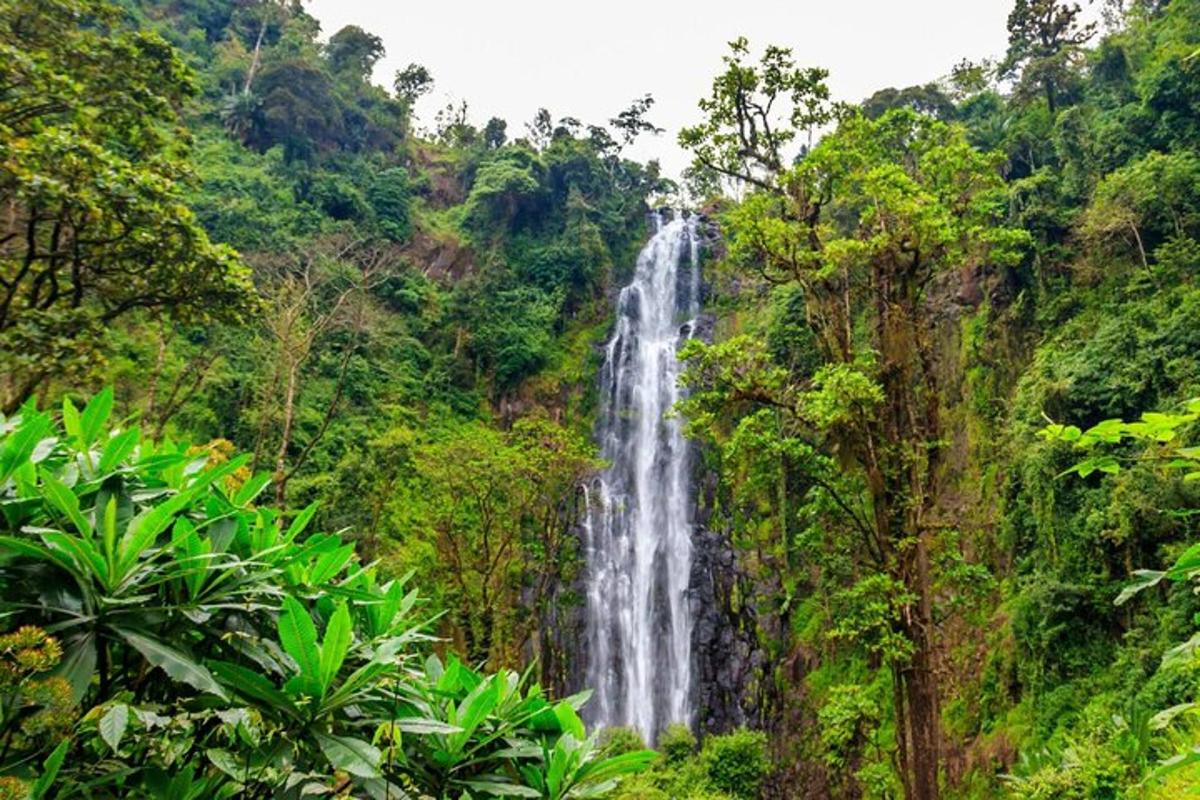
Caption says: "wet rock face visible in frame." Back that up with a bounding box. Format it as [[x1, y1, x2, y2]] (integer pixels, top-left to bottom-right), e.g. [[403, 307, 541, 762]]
[[689, 522, 758, 733]]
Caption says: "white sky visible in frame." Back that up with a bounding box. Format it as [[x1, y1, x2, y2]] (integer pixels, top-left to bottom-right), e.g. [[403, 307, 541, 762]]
[[305, 1, 1024, 178]]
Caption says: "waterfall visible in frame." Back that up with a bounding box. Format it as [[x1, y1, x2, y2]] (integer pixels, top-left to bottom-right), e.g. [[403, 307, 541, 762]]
[[583, 209, 701, 742]]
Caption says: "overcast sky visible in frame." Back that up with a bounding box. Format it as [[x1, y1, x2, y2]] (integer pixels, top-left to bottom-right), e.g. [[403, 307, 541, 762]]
[[305, 1, 1025, 178]]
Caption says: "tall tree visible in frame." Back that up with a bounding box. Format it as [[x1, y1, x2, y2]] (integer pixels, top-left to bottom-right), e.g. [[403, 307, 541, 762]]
[[250, 236, 393, 505], [326, 24, 384, 81], [679, 37, 834, 191], [681, 41, 1029, 800], [0, 0, 253, 411], [1001, 0, 1097, 112]]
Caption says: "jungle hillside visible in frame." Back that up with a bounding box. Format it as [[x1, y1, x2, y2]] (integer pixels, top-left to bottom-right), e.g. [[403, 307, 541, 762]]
[[1, 1, 1199, 798]]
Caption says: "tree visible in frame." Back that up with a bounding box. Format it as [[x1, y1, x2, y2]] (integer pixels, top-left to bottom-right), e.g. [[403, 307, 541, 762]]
[[526, 108, 555, 150], [245, 58, 345, 157], [394, 62, 434, 105], [683, 43, 1029, 796], [326, 24, 384, 80], [1001, 0, 1097, 112], [483, 116, 509, 149], [405, 418, 598, 670], [0, 0, 253, 411], [250, 236, 394, 505], [678, 37, 834, 191], [231, 0, 294, 94], [463, 147, 547, 235], [609, 94, 664, 146], [1080, 150, 1200, 273], [861, 83, 956, 120]]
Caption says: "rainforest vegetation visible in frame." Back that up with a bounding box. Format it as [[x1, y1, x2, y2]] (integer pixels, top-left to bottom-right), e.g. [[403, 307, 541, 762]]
[[1, 0, 1199, 797]]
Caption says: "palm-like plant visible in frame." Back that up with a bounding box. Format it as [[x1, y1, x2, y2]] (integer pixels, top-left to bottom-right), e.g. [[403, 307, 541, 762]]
[[0, 389, 653, 798]]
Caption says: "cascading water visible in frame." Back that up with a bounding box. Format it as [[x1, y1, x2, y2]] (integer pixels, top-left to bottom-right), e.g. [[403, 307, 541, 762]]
[[583, 209, 702, 742]]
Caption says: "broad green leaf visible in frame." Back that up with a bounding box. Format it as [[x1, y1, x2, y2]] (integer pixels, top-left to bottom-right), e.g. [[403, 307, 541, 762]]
[[41, 531, 108, 588], [207, 748, 251, 781], [1149, 745, 1200, 782], [54, 633, 97, 704], [575, 749, 657, 784], [1169, 542, 1200, 576], [40, 472, 93, 539], [1114, 569, 1166, 605], [323, 661, 391, 711], [0, 535, 84, 582], [448, 676, 500, 753], [233, 472, 273, 506], [319, 601, 352, 694], [309, 543, 355, 585], [278, 596, 323, 698], [97, 427, 140, 474], [1163, 631, 1200, 671], [460, 779, 541, 798], [315, 732, 381, 779], [210, 661, 298, 718], [286, 503, 319, 540], [391, 718, 462, 735], [1, 411, 50, 483], [118, 629, 227, 699], [29, 739, 70, 800], [1068, 455, 1121, 478], [553, 701, 586, 740], [99, 703, 129, 752], [1149, 702, 1195, 731], [62, 397, 82, 443], [80, 387, 114, 447], [102, 496, 118, 577]]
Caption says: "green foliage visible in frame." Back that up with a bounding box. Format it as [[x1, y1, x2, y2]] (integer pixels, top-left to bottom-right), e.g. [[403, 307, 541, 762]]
[[0, 391, 650, 797], [658, 723, 698, 765], [368, 167, 413, 242], [678, 37, 833, 187], [698, 729, 769, 800], [675, 2, 1200, 796], [0, 0, 254, 410]]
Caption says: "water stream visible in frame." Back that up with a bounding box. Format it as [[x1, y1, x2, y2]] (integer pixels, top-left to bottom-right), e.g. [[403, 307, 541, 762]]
[[583, 210, 701, 741]]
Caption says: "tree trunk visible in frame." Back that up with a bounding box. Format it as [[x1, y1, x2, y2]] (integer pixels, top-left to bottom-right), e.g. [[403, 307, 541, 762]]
[[273, 359, 299, 507], [243, 16, 268, 94], [902, 597, 940, 800], [144, 323, 169, 427]]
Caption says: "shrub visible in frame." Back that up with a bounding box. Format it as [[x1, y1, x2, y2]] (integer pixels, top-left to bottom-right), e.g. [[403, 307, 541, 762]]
[[0, 389, 653, 797], [600, 726, 647, 757], [660, 722, 699, 764], [700, 728, 769, 800]]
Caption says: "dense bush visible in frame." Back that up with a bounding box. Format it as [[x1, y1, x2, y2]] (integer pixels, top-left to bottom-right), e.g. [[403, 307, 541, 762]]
[[0, 390, 652, 797], [698, 729, 769, 800]]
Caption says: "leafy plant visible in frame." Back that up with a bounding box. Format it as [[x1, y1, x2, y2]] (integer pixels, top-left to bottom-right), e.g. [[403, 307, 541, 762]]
[[0, 390, 650, 797]]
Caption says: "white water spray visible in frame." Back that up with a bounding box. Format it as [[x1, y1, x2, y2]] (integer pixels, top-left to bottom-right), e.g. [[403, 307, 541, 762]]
[[583, 210, 701, 741]]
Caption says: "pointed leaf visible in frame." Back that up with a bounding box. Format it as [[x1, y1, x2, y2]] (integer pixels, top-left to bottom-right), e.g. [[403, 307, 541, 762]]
[[314, 733, 381, 779], [278, 596, 323, 697], [1, 412, 51, 483], [29, 739, 70, 800], [286, 503, 319, 540], [460, 779, 541, 798], [1114, 569, 1167, 605], [98, 428, 140, 475], [99, 703, 129, 752], [319, 601, 352, 693], [80, 388, 114, 447], [117, 629, 227, 699], [391, 718, 462, 735], [210, 661, 299, 719], [40, 472, 92, 539]]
